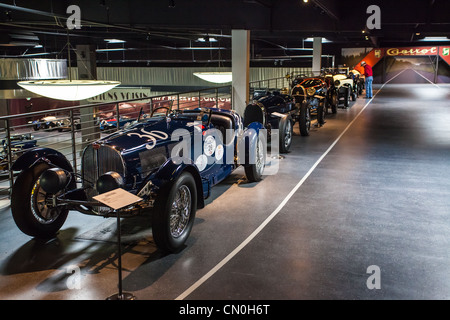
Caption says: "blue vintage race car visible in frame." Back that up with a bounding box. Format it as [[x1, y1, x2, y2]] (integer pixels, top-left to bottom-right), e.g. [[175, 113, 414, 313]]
[[10, 107, 266, 253], [245, 89, 297, 153], [28, 115, 69, 131], [0, 133, 37, 176], [99, 115, 136, 132]]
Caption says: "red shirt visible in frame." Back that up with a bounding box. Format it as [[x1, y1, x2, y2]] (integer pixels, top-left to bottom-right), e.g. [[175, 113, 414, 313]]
[[364, 64, 373, 77]]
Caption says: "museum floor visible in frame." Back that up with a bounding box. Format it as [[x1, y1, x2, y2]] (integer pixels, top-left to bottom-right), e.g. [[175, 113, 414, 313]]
[[1, 83, 450, 300]]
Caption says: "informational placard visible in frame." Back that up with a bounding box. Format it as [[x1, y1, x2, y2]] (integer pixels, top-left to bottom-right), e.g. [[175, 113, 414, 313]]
[[93, 188, 142, 210]]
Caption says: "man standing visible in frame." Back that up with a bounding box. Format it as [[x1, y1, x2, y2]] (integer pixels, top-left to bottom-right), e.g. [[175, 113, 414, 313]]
[[361, 61, 373, 98]]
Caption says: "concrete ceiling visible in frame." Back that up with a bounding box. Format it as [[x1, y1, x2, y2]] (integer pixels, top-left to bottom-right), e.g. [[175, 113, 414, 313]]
[[0, 0, 449, 67]]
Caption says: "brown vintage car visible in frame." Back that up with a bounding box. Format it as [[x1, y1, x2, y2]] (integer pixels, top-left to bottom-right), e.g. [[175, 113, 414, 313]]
[[290, 76, 330, 136]]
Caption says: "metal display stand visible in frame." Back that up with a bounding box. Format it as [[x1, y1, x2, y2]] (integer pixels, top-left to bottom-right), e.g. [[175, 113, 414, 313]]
[[91, 188, 142, 300], [106, 209, 136, 300]]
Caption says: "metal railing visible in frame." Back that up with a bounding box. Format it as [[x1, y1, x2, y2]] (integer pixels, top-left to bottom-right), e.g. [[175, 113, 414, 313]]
[[0, 75, 293, 201]]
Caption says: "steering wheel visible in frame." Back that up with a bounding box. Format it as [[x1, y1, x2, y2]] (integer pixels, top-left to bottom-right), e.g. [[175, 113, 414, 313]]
[[150, 106, 171, 117]]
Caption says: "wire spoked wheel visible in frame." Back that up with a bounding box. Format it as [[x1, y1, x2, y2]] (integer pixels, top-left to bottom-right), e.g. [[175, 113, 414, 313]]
[[169, 185, 192, 239], [11, 162, 70, 238], [244, 132, 266, 182], [279, 115, 293, 153], [152, 172, 197, 253]]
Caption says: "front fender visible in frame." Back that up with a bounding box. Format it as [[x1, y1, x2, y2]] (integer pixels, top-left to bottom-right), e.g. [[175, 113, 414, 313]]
[[278, 112, 293, 129], [11, 147, 74, 173], [243, 103, 266, 127], [246, 121, 264, 133], [237, 122, 265, 166], [151, 158, 205, 209]]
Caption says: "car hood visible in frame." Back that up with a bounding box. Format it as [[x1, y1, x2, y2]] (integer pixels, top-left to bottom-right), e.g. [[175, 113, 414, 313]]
[[98, 116, 197, 153], [257, 94, 289, 106]]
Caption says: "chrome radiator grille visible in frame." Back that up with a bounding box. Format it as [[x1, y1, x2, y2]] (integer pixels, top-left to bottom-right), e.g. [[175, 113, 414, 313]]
[[82, 144, 126, 203]]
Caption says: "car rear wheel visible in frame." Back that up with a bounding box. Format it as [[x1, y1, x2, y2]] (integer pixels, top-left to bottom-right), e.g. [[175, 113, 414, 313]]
[[333, 90, 339, 106], [330, 91, 338, 114], [244, 133, 266, 182], [331, 96, 338, 114], [279, 115, 293, 153], [298, 102, 311, 136], [351, 88, 357, 101], [344, 87, 350, 108], [317, 101, 326, 126], [11, 162, 70, 239], [152, 172, 197, 253]]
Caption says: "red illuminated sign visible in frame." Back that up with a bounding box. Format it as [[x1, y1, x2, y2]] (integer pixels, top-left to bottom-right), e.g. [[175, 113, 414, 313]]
[[386, 46, 438, 56]]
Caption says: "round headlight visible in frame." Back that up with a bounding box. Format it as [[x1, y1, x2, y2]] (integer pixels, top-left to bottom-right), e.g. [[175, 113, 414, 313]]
[[96, 171, 124, 194], [334, 80, 341, 86], [307, 87, 316, 96], [39, 168, 69, 194]]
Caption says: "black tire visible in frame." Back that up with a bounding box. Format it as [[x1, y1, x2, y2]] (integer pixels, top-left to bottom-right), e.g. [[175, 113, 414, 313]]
[[323, 93, 329, 115], [11, 162, 70, 239], [344, 87, 350, 108], [298, 102, 311, 136], [278, 115, 293, 153], [244, 133, 266, 182], [351, 90, 357, 101], [329, 91, 337, 114], [317, 101, 326, 126], [152, 172, 197, 253]]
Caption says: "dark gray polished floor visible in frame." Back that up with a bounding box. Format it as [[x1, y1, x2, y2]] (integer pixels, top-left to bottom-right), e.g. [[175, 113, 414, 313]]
[[1, 83, 450, 300]]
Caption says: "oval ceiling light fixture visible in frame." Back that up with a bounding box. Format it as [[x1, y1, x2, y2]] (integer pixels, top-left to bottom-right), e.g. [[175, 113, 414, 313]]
[[193, 72, 232, 84], [17, 79, 121, 101]]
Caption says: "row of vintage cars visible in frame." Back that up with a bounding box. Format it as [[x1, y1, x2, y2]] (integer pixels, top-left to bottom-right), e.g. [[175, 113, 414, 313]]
[[7, 68, 365, 253], [28, 114, 135, 132], [247, 68, 364, 152]]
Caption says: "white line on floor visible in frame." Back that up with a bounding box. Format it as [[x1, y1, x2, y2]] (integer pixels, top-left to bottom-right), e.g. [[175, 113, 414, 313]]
[[175, 71, 404, 300], [409, 68, 441, 88]]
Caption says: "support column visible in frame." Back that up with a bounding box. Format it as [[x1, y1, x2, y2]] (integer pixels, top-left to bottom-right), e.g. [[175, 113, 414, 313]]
[[76, 44, 100, 149], [232, 30, 250, 116], [0, 99, 8, 130], [312, 37, 322, 76], [434, 54, 439, 84]]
